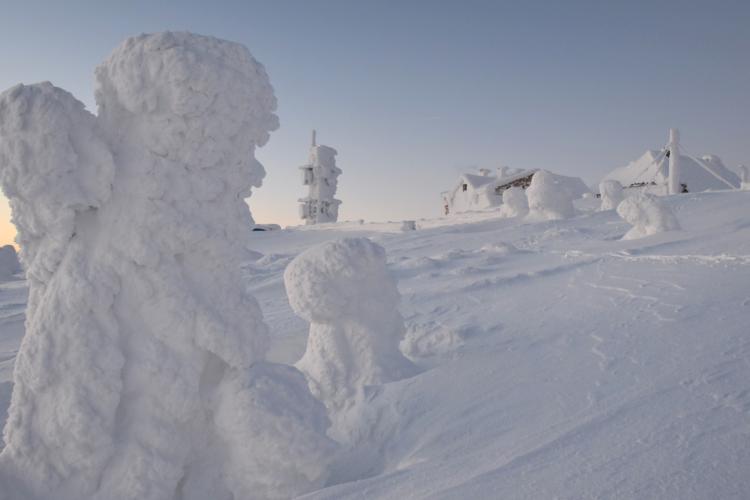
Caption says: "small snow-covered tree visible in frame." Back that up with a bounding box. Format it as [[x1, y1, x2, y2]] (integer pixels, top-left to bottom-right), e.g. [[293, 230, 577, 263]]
[[599, 180, 625, 211], [499, 186, 529, 218], [526, 170, 585, 220], [0, 245, 21, 279], [616, 192, 681, 240], [284, 238, 416, 421]]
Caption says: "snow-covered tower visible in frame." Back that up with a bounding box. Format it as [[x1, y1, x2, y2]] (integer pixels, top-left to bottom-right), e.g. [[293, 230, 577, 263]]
[[299, 130, 342, 224]]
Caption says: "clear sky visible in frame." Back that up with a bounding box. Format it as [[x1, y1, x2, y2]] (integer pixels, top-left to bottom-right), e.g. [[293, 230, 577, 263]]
[[1, 0, 748, 245]]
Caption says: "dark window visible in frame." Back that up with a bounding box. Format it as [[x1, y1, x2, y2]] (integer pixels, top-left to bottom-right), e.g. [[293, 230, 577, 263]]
[[462, 183, 468, 192]]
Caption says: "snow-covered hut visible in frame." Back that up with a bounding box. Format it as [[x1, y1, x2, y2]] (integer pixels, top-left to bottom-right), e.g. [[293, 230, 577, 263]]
[[442, 167, 537, 215], [298, 131, 342, 225], [603, 150, 740, 195]]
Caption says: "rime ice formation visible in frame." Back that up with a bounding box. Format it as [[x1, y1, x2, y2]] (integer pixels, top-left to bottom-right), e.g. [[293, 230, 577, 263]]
[[284, 238, 416, 419], [299, 133, 342, 224], [616, 192, 681, 240], [0, 246, 21, 280], [599, 180, 625, 211], [526, 170, 589, 220], [498, 186, 529, 218], [0, 83, 115, 285], [0, 83, 120, 499], [0, 32, 336, 500]]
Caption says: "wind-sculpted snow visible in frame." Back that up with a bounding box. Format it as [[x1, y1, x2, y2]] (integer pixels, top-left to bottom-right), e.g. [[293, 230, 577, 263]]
[[0, 32, 334, 500], [617, 192, 681, 240], [285, 238, 417, 425], [599, 179, 624, 211]]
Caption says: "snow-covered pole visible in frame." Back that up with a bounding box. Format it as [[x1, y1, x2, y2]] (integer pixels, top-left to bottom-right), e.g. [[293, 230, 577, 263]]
[[739, 165, 750, 190], [668, 128, 681, 195]]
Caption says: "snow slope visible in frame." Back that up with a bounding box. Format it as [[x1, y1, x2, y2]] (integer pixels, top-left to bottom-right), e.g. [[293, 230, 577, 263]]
[[1, 190, 750, 498]]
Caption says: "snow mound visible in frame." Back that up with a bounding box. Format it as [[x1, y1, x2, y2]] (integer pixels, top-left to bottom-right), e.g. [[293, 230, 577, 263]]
[[617, 192, 681, 240], [0, 32, 332, 500], [480, 242, 519, 255], [285, 238, 417, 416], [599, 180, 624, 211], [213, 362, 339, 500], [498, 186, 529, 218], [401, 220, 416, 231], [0, 246, 21, 280], [527, 170, 589, 220]]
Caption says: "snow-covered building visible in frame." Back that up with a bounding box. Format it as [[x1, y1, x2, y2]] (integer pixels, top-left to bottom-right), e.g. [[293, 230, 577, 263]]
[[442, 167, 537, 215], [298, 131, 342, 224], [603, 150, 740, 195]]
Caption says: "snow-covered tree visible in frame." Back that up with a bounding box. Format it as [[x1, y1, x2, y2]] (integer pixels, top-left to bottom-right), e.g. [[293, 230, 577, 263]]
[[0, 32, 336, 500], [284, 238, 416, 423], [0, 245, 21, 280], [526, 170, 588, 220], [617, 192, 681, 240], [499, 186, 529, 218], [599, 180, 625, 211]]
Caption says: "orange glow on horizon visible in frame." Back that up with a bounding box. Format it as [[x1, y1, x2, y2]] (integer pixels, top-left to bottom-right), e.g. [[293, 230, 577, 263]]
[[0, 196, 17, 249]]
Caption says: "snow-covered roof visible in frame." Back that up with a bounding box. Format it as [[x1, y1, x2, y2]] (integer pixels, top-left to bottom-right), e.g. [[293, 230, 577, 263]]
[[460, 173, 497, 190], [604, 150, 740, 192], [456, 169, 538, 192], [495, 169, 538, 188]]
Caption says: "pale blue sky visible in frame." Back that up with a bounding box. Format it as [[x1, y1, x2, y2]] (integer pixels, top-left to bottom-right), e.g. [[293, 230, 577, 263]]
[[0, 0, 748, 242]]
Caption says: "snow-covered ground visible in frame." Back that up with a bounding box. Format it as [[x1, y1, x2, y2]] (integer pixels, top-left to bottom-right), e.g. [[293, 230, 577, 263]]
[[2, 190, 750, 499]]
